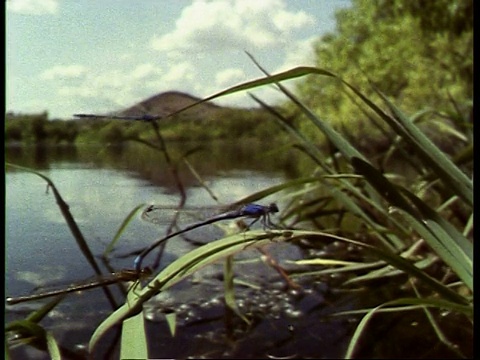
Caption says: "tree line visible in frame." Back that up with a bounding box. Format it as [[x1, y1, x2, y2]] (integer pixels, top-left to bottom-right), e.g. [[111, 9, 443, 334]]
[[6, 0, 472, 152]]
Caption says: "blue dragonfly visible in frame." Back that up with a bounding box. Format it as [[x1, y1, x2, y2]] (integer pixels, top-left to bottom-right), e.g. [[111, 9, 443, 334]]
[[74, 113, 159, 122], [134, 202, 279, 272]]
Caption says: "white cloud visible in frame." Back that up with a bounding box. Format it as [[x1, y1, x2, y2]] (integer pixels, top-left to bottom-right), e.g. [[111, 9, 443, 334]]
[[47, 60, 199, 114], [6, 0, 58, 15], [162, 61, 196, 84], [57, 69, 144, 108], [10, 98, 49, 114], [40, 64, 87, 80], [272, 9, 314, 32], [215, 68, 245, 88], [150, 0, 315, 56], [275, 36, 317, 72], [130, 63, 158, 80], [141, 61, 197, 97], [34, 36, 315, 117]]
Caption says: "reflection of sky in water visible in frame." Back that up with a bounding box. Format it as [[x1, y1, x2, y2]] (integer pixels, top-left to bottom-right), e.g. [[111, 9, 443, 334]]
[[6, 166, 285, 297], [189, 170, 282, 204]]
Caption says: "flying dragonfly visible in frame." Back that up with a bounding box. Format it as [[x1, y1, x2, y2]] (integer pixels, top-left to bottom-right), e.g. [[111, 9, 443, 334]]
[[74, 113, 160, 122], [135, 202, 280, 272]]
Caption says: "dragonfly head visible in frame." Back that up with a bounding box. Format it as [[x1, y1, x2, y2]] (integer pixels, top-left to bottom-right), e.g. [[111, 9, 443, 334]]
[[268, 203, 279, 213], [140, 266, 154, 278]]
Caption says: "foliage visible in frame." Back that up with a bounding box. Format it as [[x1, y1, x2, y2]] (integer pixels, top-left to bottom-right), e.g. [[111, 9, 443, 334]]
[[293, 0, 472, 151], [97, 122, 126, 144], [5, 1, 472, 357], [104, 59, 469, 357], [5, 112, 80, 145], [5, 61, 473, 356], [378, 0, 473, 35]]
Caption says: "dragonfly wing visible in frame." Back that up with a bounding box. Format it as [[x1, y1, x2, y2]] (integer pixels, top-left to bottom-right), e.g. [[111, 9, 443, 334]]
[[140, 204, 232, 226]]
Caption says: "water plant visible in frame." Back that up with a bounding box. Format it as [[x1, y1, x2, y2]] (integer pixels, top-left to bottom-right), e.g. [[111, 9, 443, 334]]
[[5, 59, 472, 358], [97, 61, 472, 358]]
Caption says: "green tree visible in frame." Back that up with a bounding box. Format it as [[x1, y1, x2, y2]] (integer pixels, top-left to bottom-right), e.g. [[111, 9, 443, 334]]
[[46, 120, 80, 144], [294, 0, 472, 149], [27, 112, 49, 143], [5, 119, 24, 142], [378, 0, 473, 36], [98, 122, 126, 144]]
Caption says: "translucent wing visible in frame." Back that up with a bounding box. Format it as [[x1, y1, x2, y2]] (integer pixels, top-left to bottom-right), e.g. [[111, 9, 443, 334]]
[[141, 204, 232, 226]]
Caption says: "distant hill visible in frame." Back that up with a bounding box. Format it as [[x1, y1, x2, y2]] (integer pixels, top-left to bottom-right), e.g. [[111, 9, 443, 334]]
[[118, 91, 228, 119]]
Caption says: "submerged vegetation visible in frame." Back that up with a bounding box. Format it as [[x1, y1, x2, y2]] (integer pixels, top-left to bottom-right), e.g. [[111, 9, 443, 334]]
[[5, 0, 472, 358]]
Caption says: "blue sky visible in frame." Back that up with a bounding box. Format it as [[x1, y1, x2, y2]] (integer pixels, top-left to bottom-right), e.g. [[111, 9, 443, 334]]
[[6, 0, 351, 119]]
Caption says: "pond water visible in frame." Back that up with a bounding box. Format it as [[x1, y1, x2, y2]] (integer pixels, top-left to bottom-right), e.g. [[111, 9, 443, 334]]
[[6, 143, 290, 290], [7, 142, 345, 359], [5, 143, 471, 359]]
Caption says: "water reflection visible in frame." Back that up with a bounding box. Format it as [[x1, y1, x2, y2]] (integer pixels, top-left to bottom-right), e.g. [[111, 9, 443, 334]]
[[6, 143, 289, 276], [6, 142, 294, 358]]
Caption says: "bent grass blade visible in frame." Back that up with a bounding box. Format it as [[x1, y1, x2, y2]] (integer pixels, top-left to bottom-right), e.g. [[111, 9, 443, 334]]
[[103, 203, 147, 257], [90, 227, 472, 353], [5, 162, 119, 308], [89, 230, 289, 352]]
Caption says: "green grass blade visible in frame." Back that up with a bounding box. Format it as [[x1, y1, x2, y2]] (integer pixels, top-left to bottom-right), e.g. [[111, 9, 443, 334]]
[[6, 320, 47, 339], [103, 203, 146, 256], [90, 231, 290, 351], [165, 312, 177, 337], [6, 162, 118, 308], [22, 295, 66, 324], [121, 312, 149, 360], [183, 157, 220, 202], [5, 320, 60, 360], [147, 231, 286, 291], [249, 93, 327, 167], [89, 283, 145, 353], [334, 77, 472, 207], [464, 212, 473, 237], [287, 231, 470, 305], [323, 181, 401, 251], [351, 157, 473, 291], [45, 331, 62, 360], [343, 297, 472, 359], [245, 55, 366, 163], [224, 255, 250, 324], [351, 157, 418, 214], [343, 255, 438, 285], [231, 176, 322, 206], [402, 189, 473, 261], [394, 208, 473, 292], [6, 163, 98, 270], [377, 92, 473, 207], [344, 303, 380, 359], [289, 259, 386, 278], [162, 65, 337, 119]]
